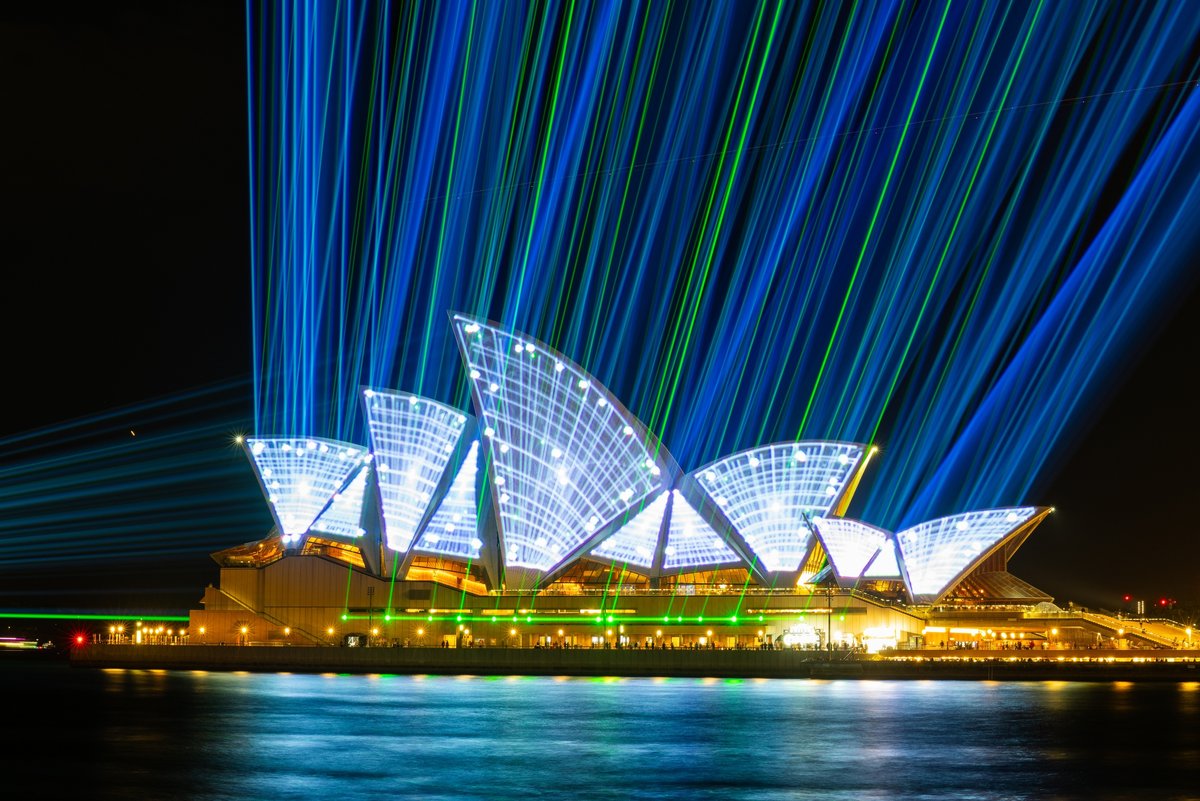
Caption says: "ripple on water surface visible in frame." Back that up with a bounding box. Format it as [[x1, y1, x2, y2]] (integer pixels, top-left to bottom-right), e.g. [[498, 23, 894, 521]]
[[3, 662, 1198, 800]]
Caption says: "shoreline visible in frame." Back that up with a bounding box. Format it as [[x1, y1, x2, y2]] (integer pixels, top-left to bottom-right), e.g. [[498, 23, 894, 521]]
[[68, 644, 1200, 681]]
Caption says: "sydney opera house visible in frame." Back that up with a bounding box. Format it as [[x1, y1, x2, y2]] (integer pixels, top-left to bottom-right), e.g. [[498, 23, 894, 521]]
[[190, 313, 1077, 652]]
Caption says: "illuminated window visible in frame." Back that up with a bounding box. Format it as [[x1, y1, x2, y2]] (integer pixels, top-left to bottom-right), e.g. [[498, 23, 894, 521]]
[[896, 507, 1039, 599], [310, 464, 369, 538], [245, 437, 369, 540], [812, 517, 887, 579], [663, 490, 740, 570], [590, 492, 667, 570], [363, 389, 469, 553], [452, 315, 672, 572], [412, 442, 482, 560], [302, 536, 366, 568], [693, 442, 864, 572]]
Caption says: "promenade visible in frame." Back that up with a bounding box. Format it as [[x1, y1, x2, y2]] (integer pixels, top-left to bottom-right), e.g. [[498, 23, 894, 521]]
[[70, 644, 1200, 681]]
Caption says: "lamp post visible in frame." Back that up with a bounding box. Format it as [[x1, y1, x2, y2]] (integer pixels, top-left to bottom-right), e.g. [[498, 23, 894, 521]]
[[366, 585, 375, 646], [826, 585, 833, 661]]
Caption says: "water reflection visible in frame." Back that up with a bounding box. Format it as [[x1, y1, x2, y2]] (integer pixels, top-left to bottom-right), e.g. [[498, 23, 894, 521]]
[[3, 662, 1198, 800]]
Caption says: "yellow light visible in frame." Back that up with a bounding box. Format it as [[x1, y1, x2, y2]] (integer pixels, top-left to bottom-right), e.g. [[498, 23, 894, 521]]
[[198, 627, 205, 635], [1051, 628, 1058, 636], [606, 630, 613, 636], [327, 627, 335, 635], [557, 629, 564, 636], [416, 628, 424, 636], [618, 625, 625, 633], [240, 626, 248, 635], [655, 630, 662, 637], [509, 628, 517, 636], [235, 435, 244, 444], [284, 627, 291, 635], [109, 626, 115, 634], [463, 629, 470, 636], [706, 630, 713, 637], [167, 629, 173, 636], [371, 628, 379, 636], [757, 630, 763, 637], [117, 625, 124, 633]]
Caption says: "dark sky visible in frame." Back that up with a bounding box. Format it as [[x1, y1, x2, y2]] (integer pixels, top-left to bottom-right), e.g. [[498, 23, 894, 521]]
[[2, 3, 249, 423], [1, 3, 1195, 611]]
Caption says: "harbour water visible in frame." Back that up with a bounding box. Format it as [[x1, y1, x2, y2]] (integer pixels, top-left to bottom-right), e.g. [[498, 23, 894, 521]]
[[4, 659, 1198, 800]]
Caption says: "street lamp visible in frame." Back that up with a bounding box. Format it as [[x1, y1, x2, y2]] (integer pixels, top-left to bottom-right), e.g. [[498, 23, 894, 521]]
[[826, 585, 833, 660], [366, 585, 375, 646]]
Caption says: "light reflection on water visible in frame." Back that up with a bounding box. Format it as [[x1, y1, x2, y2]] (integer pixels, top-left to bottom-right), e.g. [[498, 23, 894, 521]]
[[4, 661, 1199, 800]]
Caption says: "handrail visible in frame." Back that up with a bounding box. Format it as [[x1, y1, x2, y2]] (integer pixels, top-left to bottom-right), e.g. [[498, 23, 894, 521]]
[[212, 588, 327, 645]]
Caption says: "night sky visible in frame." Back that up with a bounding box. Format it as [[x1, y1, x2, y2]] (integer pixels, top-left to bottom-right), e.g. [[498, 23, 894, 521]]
[[1, 3, 1196, 616]]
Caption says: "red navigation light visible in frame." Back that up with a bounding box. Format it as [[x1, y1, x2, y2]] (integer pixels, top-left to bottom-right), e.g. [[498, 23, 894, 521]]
[[1161, 599, 1168, 606], [1123, 595, 1131, 602], [75, 635, 85, 645]]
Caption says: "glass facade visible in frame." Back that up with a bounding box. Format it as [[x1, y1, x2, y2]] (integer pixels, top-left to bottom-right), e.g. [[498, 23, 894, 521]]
[[590, 492, 668, 570], [896, 507, 1039, 599], [812, 517, 887, 579], [863, 538, 902, 578], [412, 442, 483, 560], [245, 437, 369, 541], [452, 315, 671, 572], [662, 490, 740, 570], [310, 464, 369, 539], [363, 389, 468, 553], [693, 442, 864, 572]]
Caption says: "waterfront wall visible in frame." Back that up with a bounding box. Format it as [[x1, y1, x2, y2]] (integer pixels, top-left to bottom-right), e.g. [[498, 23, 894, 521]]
[[71, 645, 1200, 681]]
